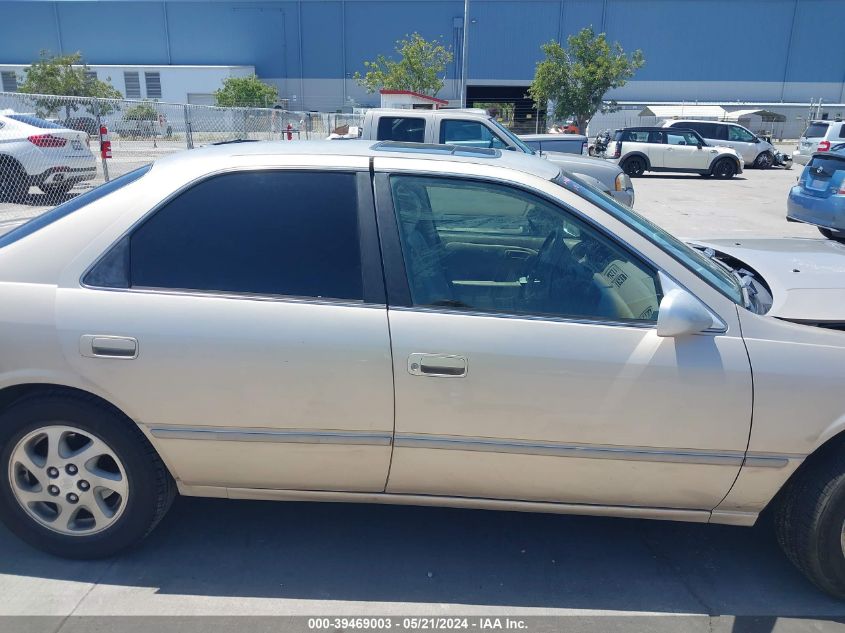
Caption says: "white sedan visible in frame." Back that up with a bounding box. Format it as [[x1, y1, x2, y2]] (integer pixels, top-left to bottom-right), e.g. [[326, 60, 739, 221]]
[[0, 141, 845, 600], [0, 112, 97, 201]]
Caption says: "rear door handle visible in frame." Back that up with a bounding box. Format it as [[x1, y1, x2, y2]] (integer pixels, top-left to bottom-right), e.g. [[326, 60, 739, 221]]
[[80, 335, 138, 359], [408, 353, 467, 378]]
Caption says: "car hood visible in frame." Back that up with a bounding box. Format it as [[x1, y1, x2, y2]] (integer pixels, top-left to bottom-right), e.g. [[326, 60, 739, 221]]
[[541, 151, 623, 177], [691, 238, 845, 322]]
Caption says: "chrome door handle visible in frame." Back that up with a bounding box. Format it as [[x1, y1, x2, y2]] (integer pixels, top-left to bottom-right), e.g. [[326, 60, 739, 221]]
[[80, 335, 138, 359], [408, 353, 467, 377]]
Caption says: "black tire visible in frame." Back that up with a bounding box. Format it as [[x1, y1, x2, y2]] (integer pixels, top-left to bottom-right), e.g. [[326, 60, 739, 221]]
[[0, 392, 175, 559], [712, 158, 737, 179], [819, 227, 845, 243], [754, 151, 774, 169], [621, 156, 646, 177], [40, 183, 75, 202], [774, 447, 845, 599], [0, 158, 28, 202]]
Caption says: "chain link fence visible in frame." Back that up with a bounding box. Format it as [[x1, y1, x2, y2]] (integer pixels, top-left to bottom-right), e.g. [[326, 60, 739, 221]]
[[0, 91, 363, 223]]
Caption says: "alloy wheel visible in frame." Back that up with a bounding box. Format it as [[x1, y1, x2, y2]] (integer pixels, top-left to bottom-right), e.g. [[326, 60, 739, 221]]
[[8, 425, 129, 535]]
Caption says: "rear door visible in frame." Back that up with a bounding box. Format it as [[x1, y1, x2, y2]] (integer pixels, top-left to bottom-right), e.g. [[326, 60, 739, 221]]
[[58, 169, 395, 493]]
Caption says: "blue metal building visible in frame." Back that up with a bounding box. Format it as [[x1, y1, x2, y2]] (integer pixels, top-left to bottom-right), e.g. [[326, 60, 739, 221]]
[[1, 0, 844, 113]]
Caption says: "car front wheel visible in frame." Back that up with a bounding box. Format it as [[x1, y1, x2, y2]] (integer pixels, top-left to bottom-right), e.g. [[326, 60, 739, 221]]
[[754, 151, 774, 169], [775, 445, 845, 599], [0, 392, 175, 558], [712, 158, 737, 179]]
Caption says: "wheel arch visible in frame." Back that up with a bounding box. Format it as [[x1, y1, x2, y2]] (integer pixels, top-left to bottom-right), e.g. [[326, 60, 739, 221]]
[[0, 382, 177, 479], [763, 427, 845, 515], [710, 153, 742, 173]]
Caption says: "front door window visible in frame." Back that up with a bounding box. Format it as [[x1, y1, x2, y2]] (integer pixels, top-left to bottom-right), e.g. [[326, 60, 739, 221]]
[[390, 175, 662, 322]]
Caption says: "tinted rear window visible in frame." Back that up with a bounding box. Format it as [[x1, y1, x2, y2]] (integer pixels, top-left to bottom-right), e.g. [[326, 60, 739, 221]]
[[0, 166, 151, 249], [376, 117, 425, 143], [804, 123, 829, 138], [807, 155, 845, 176], [128, 170, 363, 300], [6, 114, 64, 129]]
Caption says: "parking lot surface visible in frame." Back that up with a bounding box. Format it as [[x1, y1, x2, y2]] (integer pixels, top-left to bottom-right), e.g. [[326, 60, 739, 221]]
[[1, 161, 842, 631]]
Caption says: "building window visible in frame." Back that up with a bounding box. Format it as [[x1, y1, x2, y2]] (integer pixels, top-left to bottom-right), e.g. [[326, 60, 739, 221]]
[[1, 71, 18, 92], [124, 71, 141, 99], [145, 72, 162, 99]]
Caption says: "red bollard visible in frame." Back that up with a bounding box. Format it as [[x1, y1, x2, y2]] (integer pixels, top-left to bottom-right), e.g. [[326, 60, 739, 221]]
[[99, 125, 112, 158], [286, 123, 293, 141]]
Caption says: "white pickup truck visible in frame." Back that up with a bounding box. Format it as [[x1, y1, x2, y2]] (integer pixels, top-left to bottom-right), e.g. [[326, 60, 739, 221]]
[[353, 108, 634, 207]]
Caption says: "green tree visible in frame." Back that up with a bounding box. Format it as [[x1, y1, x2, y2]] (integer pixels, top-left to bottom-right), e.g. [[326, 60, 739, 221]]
[[123, 101, 157, 121], [214, 75, 278, 108], [529, 27, 644, 132], [17, 51, 123, 119], [354, 33, 453, 97]]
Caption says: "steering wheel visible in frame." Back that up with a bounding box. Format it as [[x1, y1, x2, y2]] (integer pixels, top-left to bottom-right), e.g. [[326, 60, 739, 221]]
[[523, 229, 601, 313]]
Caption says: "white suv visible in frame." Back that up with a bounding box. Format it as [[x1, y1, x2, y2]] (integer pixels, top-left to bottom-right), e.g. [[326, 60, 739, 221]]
[[793, 120, 845, 166], [0, 113, 97, 201], [612, 127, 744, 179], [663, 120, 777, 169]]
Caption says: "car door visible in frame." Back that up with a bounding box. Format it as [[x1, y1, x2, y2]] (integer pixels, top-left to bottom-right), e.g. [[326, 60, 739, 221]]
[[56, 169, 394, 493], [727, 125, 758, 163], [664, 130, 709, 170], [376, 170, 752, 510]]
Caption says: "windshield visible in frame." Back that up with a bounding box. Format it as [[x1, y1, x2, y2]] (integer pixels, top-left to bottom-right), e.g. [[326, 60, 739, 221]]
[[0, 165, 151, 249], [553, 171, 745, 305], [489, 119, 535, 155]]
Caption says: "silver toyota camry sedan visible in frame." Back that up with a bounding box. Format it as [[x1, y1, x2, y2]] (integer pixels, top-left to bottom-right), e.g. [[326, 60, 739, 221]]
[[1, 140, 845, 597]]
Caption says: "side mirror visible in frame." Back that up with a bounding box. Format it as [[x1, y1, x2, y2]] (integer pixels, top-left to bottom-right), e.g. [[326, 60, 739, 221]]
[[656, 287, 720, 337], [697, 143, 703, 149]]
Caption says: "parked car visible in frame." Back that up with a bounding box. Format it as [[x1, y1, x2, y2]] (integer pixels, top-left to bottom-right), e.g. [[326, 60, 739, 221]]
[[64, 117, 100, 138], [355, 108, 635, 206], [3, 140, 845, 599], [793, 120, 845, 166], [519, 133, 588, 156], [0, 113, 97, 201], [611, 127, 744, 179], [662, 120, 777, 169], [787, 146, 845, 241]]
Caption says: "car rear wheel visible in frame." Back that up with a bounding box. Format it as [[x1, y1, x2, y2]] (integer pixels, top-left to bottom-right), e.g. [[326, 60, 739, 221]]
[[621, 156, 646, 177], [712, 158, 737, 179], [753, 151, 774, 169], [41, 183, 75, 201], [0, 158, 28, 202], [0, 393, 175, 558], [819, 227, 845, 243], [775, 445, 845, 599]]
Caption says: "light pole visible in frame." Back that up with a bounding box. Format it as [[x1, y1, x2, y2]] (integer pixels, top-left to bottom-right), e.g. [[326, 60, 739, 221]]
[[460, 0, 470, 108]]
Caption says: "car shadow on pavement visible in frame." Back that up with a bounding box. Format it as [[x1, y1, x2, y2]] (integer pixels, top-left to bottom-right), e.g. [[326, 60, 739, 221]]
[[0, 496, 844, 619]]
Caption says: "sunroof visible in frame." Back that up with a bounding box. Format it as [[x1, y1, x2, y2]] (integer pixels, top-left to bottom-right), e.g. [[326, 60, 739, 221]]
[[372, 141, 501, 158]]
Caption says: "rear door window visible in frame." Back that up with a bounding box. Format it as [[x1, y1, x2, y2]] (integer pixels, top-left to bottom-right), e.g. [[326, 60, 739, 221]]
[[126, 171, 363, 300], [439, 120, 508, 149], [376, 117, 425, 143]]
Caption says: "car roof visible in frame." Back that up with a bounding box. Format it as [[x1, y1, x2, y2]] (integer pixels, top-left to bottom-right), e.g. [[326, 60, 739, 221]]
[[369, 108, 490, 119], [154, 139, 563, 180], [618, 126, 697, 132], [520, 133, 588, 141]]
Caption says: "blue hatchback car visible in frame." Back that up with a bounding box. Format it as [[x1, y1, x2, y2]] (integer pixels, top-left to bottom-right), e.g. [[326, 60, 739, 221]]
[[788, 145, 845, 241]]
